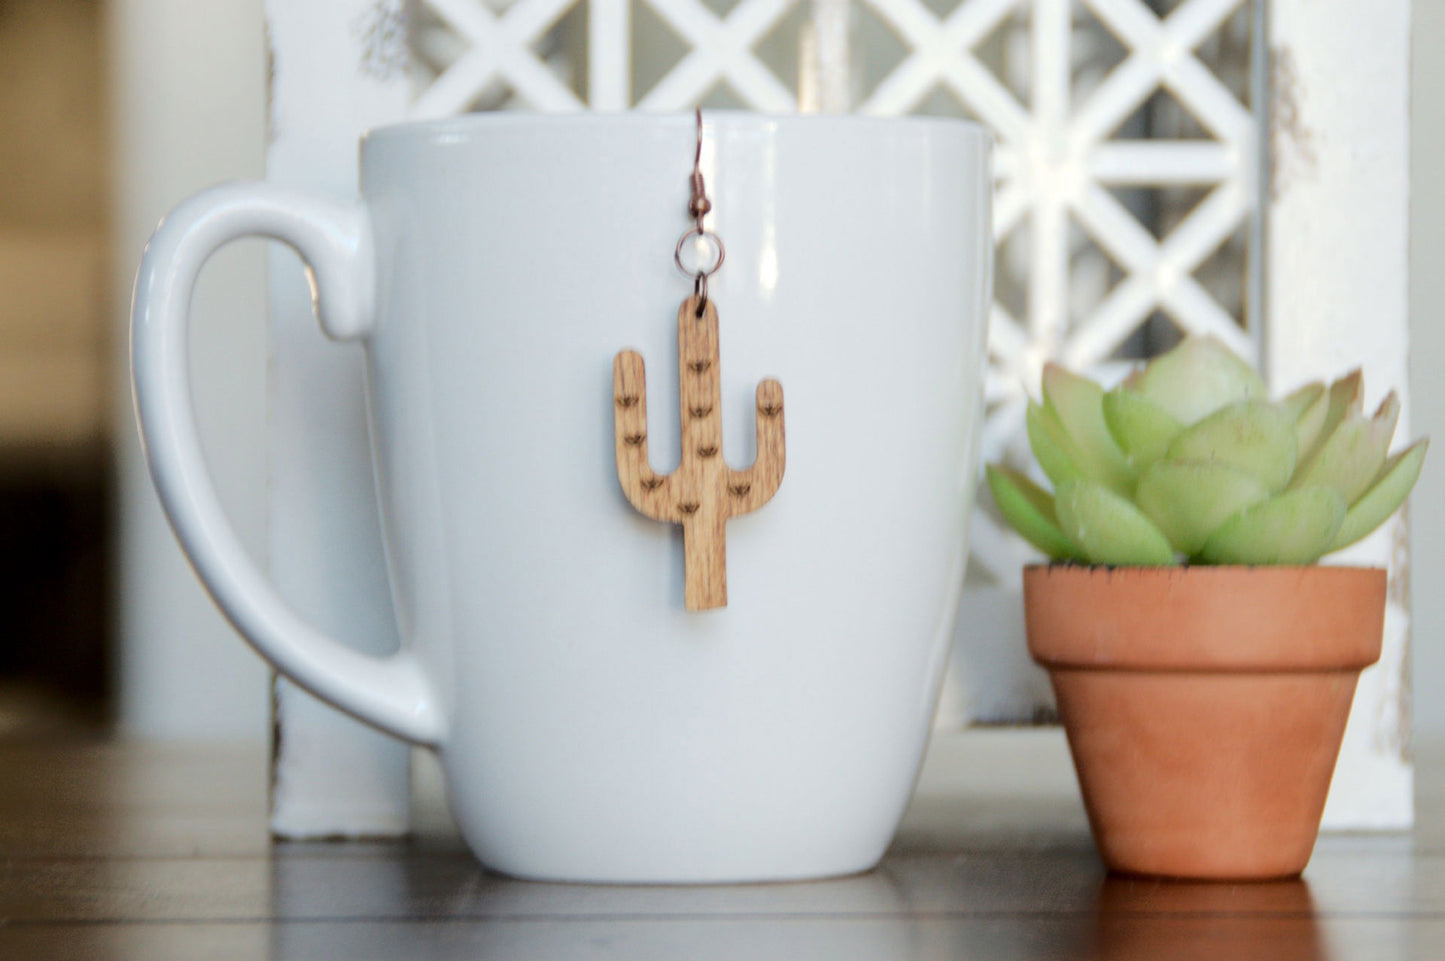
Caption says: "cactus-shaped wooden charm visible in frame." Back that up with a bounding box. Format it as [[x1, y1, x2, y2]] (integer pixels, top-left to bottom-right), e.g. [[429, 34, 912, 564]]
[[613, 295, 785, 611]]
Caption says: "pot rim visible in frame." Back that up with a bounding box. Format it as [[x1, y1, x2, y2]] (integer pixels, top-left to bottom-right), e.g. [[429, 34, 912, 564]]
[[1022, 564, 1387, 673], [1021, 562, 1384, 573]]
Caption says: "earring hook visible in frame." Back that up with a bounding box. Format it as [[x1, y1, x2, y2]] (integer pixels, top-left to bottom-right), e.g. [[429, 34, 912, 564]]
[[676, 108, 725, 318], [687, 109, 711, 230], [693, 107, 704, 174]]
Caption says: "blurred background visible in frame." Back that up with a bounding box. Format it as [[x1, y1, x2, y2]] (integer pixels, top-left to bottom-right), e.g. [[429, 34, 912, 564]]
[[0, 0, 268, 740], [0, 0, 113, 736], [0, 0, 1441, 747]]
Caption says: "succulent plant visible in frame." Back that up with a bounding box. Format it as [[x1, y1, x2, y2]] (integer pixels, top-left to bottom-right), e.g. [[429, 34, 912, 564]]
[[987, 337, 1428, 566]]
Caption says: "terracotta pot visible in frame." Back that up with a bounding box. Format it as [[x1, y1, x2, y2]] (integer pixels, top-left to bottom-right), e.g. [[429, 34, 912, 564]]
[[1024, 564, 1385, 881]]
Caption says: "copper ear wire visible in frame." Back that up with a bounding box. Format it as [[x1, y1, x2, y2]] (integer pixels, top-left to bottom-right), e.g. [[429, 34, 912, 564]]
[[674, 109, 725, 318]]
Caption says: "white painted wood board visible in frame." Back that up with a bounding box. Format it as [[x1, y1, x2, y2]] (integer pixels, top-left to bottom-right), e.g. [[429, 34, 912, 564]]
[[264, 0, 414, 837], [1264, 0, 1413, 829]]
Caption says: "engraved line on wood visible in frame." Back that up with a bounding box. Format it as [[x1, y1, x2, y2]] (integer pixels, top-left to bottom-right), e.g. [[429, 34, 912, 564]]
[[611, 295, 786, 611]]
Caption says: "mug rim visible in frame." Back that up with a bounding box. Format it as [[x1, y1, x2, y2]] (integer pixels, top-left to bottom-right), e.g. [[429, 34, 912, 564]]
[[363, 110, 992, 147]]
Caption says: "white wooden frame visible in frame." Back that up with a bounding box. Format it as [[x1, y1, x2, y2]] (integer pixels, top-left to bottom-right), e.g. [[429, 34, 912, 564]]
[[265, 1, 413, 836], [1264, 0, 1411, 828], [264, 0, 1412, 834]]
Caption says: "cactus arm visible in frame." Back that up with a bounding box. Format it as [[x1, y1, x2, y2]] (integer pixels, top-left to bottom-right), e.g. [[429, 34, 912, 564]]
[[612, 350, 677, 522], [728, 379, 786, 514]]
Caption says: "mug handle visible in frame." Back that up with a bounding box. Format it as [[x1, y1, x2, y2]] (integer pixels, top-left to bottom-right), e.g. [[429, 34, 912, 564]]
[[131, 182, 444, 747]]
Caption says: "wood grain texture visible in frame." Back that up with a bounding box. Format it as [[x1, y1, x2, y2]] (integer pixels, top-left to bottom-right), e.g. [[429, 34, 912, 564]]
[[613, 296, 785, 610], [2, 737, 1445, 961]]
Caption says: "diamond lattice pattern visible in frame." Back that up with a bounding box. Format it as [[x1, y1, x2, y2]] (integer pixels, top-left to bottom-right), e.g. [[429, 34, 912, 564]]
[[406, 0, 1259, 581]]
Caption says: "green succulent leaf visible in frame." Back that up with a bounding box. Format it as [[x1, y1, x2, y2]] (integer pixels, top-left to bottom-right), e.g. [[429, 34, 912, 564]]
[[1295, 387, 1331, 460], [1135, 461, 1271, 557], [1054, 479, 1177, 566], [1328, 439, 1428, 553], [1198, 487, 1347, 565], [1280, 382, 1326, 422], [1130, 336, 1266, 426], [1163, 400, 1298, 493], [1330, 370, 1365, 417], [1289, 394, 1397, 505], [1295, 415, 1378, 503], [1040, 364, 1135, 494], [985, 465, 1081, 560], [1373, 391, 1402, 446], [1007, 346, 1427, 568], [1026, 401, 1087, 490], [1102, 388, 1184, 470], [1301, 370, 1364, 466]]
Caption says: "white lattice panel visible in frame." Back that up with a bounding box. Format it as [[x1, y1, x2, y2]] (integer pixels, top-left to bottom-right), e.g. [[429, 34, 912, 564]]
[[265, 0, 1409, 832], [392, 0, 1260, 582]]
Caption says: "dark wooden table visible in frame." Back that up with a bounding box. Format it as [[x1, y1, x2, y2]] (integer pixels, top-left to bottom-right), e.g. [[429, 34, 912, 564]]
[[1, 733, 1439, 959]]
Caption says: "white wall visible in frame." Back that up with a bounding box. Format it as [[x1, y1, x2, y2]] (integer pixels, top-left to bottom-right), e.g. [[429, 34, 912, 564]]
[[108, 0, 270, 738], [1410, 1, 1445, 741]]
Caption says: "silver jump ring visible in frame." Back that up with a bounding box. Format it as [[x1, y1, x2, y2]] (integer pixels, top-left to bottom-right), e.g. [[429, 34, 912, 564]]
[[674, 228, 726, 280]]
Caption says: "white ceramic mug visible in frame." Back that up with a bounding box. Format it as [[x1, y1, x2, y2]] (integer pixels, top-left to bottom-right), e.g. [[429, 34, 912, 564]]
[[133, 113, 992, 883]]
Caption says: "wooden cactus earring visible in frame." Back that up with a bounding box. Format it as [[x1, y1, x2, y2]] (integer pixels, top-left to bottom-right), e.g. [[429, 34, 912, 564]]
[[612, 110, 786, 612]]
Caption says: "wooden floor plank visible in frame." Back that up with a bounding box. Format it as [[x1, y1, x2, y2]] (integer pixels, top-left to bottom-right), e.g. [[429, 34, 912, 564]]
[[0, 735, 1439, 959], [0, 916, 1425, 961], [3, 845, 1445, 924]]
